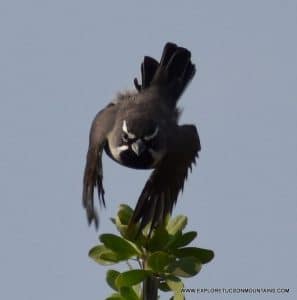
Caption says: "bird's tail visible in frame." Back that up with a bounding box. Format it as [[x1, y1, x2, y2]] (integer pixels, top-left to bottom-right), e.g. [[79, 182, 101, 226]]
[[134, 42, 196, 107]]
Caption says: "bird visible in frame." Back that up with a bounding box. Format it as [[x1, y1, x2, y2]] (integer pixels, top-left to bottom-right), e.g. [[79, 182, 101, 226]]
[[82, 42, 201, 231]]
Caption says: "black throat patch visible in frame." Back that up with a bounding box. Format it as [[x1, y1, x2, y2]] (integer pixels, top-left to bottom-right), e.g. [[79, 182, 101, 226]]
[[104, 143, 155, 170]]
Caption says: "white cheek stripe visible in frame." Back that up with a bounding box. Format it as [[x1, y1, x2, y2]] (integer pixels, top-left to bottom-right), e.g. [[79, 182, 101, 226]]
[[110, 144, 129, 161], [122, 120, 136, 139], [117, 145, 129, 151], [144, 127, 159, 141]]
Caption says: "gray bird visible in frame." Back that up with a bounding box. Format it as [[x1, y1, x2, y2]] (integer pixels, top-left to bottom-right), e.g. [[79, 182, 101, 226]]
[[82, 42, 201, 230]]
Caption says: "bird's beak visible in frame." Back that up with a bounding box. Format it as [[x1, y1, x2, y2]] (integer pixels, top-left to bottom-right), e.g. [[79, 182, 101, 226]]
[[131, 139, 145, 156]]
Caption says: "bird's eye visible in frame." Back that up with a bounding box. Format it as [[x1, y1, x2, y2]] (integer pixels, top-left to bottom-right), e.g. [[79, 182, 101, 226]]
[[122, 133, 129, 143], [144, 126, 159, 141]]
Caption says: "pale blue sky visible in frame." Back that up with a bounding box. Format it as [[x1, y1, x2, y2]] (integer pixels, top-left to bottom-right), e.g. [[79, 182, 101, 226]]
[[0, 1, 296, 299]]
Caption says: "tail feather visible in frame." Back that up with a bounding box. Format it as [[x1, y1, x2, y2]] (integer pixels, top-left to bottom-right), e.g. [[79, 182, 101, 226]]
[[166, 48, 191, 81], [134, 42, 196, 107], [134, 56, 158, 91], [142, 56, 159, 89], [158, 42, 178, 68]]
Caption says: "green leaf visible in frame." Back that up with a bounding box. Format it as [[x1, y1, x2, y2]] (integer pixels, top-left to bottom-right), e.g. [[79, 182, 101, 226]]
[[106, 270, 121, 291], [148, 226, 170, 252], [174, 247, 214, 264], [89, 245, 122, 265], [141, 221, 154, 238], [165, 275, 184, 292], [159, 281, 171, 292], [132, 282, 141, 298], [166, 278, 185, 299], [106, 293, 124, 300], [114, 223, 128, 237], [119, 286, 140, 300], [115, 220, 142, 243], [147, 251, 171, 272], [117, 204, 134, 225], [116, 270, 151, 288], [167, 257, 202, 277], [168, 231, 197, 249], [100, 252, 125, 263], [100, 234, 141, 257], [114, 205, 147, 244], [172, 293, 185, 300], [166, 215, 187, 235]]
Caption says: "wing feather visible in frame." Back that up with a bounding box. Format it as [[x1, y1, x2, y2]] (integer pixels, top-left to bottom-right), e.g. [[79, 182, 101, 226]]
[[82, 104, 116, 228], [130, 125, 201, 231]]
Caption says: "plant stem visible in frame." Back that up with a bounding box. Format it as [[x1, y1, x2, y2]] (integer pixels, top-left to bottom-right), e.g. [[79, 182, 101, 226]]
[[142, 254, 158, 300], [142, 276, 158, 300]]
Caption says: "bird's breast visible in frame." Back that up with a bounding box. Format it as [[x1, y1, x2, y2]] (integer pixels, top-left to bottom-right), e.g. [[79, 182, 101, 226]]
[[104, 143, 155, 170]]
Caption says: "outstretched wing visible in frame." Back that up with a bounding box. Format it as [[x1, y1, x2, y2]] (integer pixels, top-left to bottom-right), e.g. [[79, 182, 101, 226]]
[[130, 125, 201, 231], [82, 104, 117, 228]]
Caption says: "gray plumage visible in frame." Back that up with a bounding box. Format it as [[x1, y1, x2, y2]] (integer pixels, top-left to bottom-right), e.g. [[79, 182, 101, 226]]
[[83, 42, 201, 231]]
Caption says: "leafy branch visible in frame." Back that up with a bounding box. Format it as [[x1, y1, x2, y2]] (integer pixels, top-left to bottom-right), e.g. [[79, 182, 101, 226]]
[[89, 204, 214, 300]]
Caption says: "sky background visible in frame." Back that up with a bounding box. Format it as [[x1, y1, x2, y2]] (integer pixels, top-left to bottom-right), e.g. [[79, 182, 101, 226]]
[[0, 1, 296, 299]]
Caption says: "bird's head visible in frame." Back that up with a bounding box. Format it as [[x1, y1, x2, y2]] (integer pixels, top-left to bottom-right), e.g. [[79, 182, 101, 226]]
[[112, 118, 165, 169]]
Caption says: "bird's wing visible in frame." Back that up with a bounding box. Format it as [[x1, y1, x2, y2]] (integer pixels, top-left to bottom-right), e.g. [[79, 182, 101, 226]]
[[130, 125, 201, 231], [82, 104, 117, 228]]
